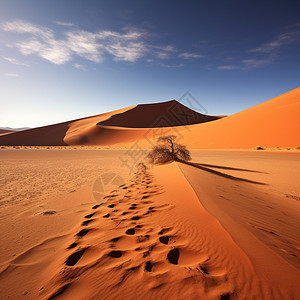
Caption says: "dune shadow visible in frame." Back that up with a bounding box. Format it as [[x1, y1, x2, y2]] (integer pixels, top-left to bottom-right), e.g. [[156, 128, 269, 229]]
[[178, 160, 267, 185]]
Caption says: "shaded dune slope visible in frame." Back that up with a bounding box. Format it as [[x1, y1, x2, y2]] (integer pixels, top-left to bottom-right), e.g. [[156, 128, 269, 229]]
[[97, 100, 220, 128]]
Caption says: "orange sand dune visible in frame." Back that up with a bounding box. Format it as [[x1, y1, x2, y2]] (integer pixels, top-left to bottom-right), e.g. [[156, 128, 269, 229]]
[[0, 101, 219, 146], [93, 87, 300, 149], [75, 87, 300, 149], [181, 87, 300, 149], [0, 87, 299, 148], [0, 106, 134, 146]]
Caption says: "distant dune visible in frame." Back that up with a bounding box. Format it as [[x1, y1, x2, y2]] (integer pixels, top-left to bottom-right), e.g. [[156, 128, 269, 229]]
[[0, 88, 299, 148], [0, 129, 14, 136]]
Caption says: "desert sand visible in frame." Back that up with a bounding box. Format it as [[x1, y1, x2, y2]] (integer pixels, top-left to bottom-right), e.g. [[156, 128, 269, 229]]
[[0, 88, 299, 299], [0, 149, 299, 299]]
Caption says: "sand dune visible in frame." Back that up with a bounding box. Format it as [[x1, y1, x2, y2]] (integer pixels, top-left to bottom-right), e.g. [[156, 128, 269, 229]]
[[0, 100, 219, 146], [0, 129, 14, 136], [0, 106, 134, 146], [0, 88, 299, 148]]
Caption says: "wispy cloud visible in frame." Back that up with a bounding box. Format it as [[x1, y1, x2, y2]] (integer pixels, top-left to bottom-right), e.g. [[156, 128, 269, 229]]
[[249, 28, 300, 54], [158, 62, 184, 68], [241, 57, 273, 69], [2, 20, 177, 66], [217, 65, 238, 70], [3, 57, 29, 66], [217, 26, 300, 71], [179, 52, 204, 59], [4, 72, 20, 77], [217, 57, 273, 71], [54, 21, 74, 27]]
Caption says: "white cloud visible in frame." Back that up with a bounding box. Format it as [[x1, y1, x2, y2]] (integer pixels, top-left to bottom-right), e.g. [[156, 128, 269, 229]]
[[4, 73, 20, 77], [65, 30, 102, 63], [104, 41, 145, 62], [2, 20, 175, 65], [3, 57, 29, 66], [179, 52, 204, 59]]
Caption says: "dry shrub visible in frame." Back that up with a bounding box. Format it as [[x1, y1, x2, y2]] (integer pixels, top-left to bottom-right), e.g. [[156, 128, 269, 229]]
[[147, 135, 191, 164]]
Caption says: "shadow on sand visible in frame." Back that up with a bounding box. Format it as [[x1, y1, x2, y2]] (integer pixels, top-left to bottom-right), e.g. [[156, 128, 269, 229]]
[[178, 160, 267, 185]]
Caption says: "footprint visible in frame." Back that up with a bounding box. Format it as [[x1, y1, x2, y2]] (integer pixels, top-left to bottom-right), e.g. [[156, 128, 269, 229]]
[[159, 236, 171, 245], [76, 229, 90, 237], [126, 228, 135, 235], [167, 248, 179, 265], [144, 207, 156, 215], [110, 237, 120, 242], [103, 213, 110, 218], [108, 250, 122, 258], [65, 248, 87, 266], [92, 204, 101, 209], [158, 228, 172, 235], [129, 204, 137, 210], [81, 219, 94, 226], [145, 261, 153, 272], [131, 216, 140, 220], [85, 213, 95, 219], [67, 242, 78, 249], [107, 204, 115, 208]]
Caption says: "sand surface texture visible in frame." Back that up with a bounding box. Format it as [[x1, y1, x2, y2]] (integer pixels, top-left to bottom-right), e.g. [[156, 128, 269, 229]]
[[0, 149, 299, 299]]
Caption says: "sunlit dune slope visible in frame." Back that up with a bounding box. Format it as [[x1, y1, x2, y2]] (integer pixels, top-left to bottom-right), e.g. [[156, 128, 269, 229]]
[[0, 106, 134, 146], [181, 87, 300, 149]]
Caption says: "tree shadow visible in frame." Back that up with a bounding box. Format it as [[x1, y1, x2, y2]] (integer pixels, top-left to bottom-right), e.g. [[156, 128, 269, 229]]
[[193, 163, 268, 174], [178, 160, 267, 185]]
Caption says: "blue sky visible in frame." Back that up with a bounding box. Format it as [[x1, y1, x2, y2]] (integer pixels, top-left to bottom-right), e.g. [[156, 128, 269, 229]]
[[1, 0, 299, 127]]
